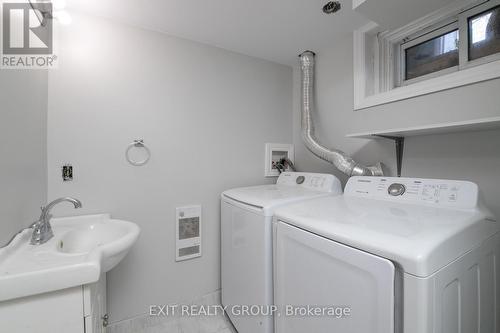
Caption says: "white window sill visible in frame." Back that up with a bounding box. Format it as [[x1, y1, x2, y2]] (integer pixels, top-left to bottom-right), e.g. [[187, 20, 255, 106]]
[[355, 58, 500, 110]]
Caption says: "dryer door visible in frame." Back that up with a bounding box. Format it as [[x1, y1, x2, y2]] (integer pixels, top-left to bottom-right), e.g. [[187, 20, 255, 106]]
[[274, 221, 396, 333]]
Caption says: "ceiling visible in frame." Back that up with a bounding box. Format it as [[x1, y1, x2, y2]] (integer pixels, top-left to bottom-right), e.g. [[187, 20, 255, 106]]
[[67, 0, 368, 66]]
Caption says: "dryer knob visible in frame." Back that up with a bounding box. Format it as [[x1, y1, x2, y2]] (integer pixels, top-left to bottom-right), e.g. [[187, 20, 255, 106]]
[[388, 183, 406, 196], [296, 176, 305, 184]]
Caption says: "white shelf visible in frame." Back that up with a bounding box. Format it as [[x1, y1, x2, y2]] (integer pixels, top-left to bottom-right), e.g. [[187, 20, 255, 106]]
[[347, 116, 500, 139]]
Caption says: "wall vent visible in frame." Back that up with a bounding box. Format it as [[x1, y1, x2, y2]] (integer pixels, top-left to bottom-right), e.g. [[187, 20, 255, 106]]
[[175, 205, 202, 261]]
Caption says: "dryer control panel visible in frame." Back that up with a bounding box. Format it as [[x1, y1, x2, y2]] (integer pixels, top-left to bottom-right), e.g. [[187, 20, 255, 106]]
[[277, 172, 342, 193], [345, 176, 479, 209]]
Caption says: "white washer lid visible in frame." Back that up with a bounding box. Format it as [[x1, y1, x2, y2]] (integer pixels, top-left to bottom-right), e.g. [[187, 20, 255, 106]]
[[223, 185, 326, 211], [222, 172, 342, 216], [274, 177, 499, 278]]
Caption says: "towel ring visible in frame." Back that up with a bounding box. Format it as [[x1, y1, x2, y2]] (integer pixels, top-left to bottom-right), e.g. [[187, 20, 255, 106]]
[[126, 140, 151, 166]]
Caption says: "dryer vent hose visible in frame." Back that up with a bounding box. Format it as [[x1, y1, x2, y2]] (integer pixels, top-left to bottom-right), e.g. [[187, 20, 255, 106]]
[[299, 51, 384, 177]]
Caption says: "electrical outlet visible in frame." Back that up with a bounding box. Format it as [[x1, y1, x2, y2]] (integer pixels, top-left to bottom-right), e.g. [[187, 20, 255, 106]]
[[62, 164, 73, 181]]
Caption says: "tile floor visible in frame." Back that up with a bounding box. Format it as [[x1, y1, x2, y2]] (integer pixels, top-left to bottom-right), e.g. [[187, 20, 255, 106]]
[[108, 312, 237, 333], [107, 290, 238, 333], [136, 314, 236, 333]]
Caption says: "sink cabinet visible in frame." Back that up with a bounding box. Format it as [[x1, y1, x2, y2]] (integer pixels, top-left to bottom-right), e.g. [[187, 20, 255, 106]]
[[0, 214, 139, 332], [0, 274, 107, 333], [84, 274, 108, 333]]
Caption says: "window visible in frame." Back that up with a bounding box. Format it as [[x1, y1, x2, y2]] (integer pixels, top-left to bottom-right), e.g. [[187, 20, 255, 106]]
[[353, 0, 500, 109], [398, 0, 500, 86], [403, 26, 459, 82], [468, 5, 500, 61]]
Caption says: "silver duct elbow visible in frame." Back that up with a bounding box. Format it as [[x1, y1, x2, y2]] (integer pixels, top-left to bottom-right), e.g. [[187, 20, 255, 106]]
[[299, 51, 383, 177]]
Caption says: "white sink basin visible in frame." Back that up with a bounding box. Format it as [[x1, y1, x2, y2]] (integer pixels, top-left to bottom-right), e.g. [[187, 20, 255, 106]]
[[0, 214, 140, 302]]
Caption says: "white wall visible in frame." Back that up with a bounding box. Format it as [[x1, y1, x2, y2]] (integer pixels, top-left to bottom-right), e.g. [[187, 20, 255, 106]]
[[0, 71, 48, 247], [47, 12, 293, 323], [292, 33, 500, 218]]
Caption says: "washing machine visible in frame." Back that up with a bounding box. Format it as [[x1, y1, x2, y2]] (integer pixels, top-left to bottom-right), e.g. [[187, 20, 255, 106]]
[[221, 172, 342, 333], [273, 176, 500, 333]]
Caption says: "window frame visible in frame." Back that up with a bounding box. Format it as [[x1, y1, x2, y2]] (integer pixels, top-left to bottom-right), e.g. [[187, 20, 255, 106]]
[[353, 0, 500, 110], [396, 0, 500, 87]]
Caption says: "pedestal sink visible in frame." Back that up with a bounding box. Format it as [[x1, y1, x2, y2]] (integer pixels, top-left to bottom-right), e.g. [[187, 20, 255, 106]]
[[0, 214, 140, 302]]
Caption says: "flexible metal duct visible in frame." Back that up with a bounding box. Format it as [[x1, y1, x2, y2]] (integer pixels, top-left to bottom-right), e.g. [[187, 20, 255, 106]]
[[299, 51, 384, 177]]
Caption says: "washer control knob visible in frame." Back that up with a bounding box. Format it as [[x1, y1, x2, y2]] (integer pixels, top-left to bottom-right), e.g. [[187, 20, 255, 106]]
[[296, 176, 305, 184], [388, 183, 406, 196]]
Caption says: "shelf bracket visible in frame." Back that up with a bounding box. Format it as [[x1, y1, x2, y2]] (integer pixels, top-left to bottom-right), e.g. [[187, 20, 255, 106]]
[[374, 135, 405, 177]]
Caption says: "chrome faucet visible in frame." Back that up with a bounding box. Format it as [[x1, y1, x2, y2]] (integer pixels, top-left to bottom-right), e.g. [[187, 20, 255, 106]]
[[30, 197, 82, 245]]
